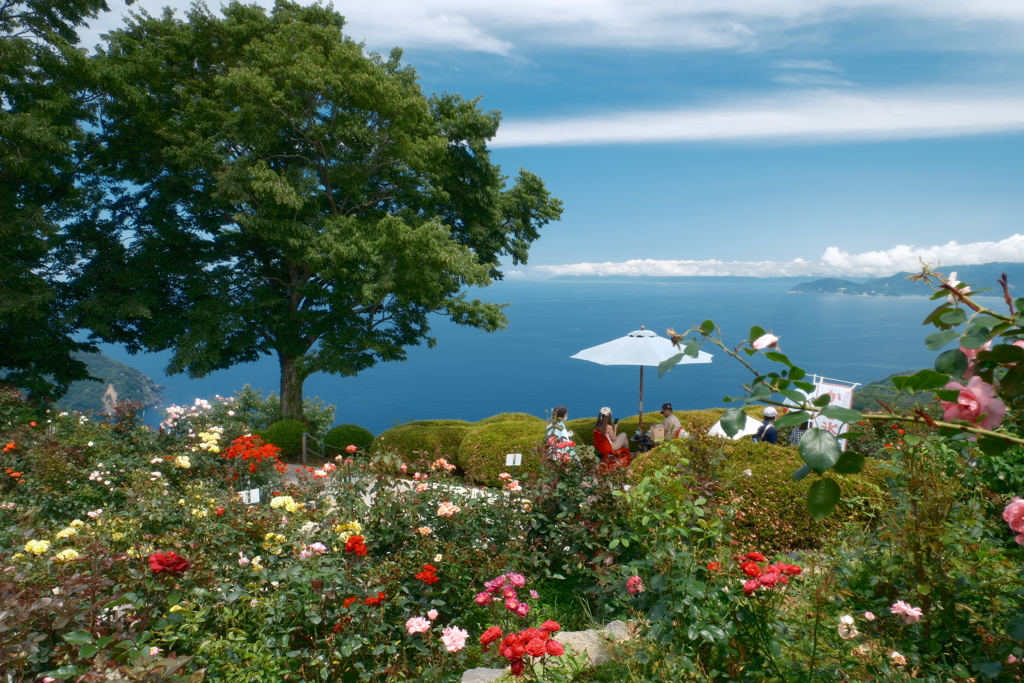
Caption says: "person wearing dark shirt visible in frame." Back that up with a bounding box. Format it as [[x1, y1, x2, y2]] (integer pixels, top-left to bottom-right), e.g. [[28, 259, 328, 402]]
[[755, 407, 778, 444], [789, 420, 809, 447]]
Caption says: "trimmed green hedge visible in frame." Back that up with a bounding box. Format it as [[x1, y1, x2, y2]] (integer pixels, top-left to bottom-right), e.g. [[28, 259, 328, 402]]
[[323, 424, 374, 451], [631, 438, 887, 554], [260, 419, 307, 459], [475, 412, 544, 425], [458, 421, 548, 487], [372, 424, 471, 466], [405, 420, 473, 427]]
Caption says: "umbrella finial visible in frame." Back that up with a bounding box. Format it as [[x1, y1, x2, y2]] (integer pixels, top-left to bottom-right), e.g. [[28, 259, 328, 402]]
[[640, 325, 645, 330]]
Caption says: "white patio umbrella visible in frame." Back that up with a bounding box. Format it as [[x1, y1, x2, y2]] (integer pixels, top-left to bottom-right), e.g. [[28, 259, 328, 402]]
[[708, 414, 762, 440], [571, 327, 713, 432]]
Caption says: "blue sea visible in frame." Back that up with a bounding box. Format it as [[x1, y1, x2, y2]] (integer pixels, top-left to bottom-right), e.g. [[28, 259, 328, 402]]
[[101, 278, 954, 434]]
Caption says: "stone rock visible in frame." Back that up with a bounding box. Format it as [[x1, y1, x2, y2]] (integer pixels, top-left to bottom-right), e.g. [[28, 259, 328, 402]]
[[603, 620, 632, 641], [461, 667, 506, 683], [554, 629, 611, 667]]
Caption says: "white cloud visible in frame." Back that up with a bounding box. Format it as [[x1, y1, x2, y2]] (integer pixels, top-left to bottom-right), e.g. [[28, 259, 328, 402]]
[[78, 0, 1024, 55], [528, 235, 1024, 279], [772, 73, 856, 86], [773, 59, 842, 71], [493, 89, 1024, 147]]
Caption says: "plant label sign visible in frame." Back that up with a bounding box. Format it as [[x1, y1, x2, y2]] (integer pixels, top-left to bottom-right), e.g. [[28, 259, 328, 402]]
[[505, 453, 522, 467], [240, 488, 260, 504]]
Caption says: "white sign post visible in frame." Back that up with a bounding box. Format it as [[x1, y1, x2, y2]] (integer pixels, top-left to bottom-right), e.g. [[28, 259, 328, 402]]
[[505, 453, 522, 467], [240, 488, 261, 505]]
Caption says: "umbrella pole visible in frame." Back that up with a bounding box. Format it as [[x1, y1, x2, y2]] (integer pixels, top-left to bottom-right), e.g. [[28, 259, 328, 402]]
[[638, 365, 644, 434]]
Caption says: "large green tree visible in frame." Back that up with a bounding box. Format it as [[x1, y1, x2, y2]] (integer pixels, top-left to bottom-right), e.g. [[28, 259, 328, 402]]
[[90, 1, 562, 420], [0, 0, 118, 399]]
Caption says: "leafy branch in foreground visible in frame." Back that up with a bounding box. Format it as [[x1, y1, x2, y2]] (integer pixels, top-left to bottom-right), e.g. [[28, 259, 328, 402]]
[[660, 265, 1024, 520]]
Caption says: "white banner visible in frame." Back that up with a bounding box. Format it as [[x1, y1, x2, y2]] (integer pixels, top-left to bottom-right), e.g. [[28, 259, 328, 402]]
[[810, 381, 856, 450]]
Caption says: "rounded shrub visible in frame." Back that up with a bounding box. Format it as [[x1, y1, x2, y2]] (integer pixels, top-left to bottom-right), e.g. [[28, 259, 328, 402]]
[[475, 412, 545, 425], [323, 424, 375, 452], [459, 421, 548, 487], [405, 419, 473, 427], [259, 419, 307, 460], [631, 437, 887, 554], [372, 423, 472, 466]]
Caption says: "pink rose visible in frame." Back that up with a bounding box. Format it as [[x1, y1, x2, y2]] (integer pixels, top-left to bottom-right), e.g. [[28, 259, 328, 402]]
[[505, 598, 519, 611], [346, 445, 358, 453], [1003, 497, 1024, 533], [891, 600, 923, 624], [960, 341, 991, 379], [864, 611, 875, 622], [752, 333, 779, 350], [515, 602, 531, 617], [441, 626, 468, 653], [309, 542, 327, 555], [530, 589, 539, 599], [475, 591, 492, 606], [508, 573, 526, 587], [742, 578, 760, 595], [941, 377, 1006, 431], [405, 617, 431, 635], [427, 609, 438, 620], [626, 575, 644, 595]]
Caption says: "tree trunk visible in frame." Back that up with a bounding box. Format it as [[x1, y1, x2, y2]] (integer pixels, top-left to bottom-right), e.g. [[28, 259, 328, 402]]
[[278, 352, 305, 423]]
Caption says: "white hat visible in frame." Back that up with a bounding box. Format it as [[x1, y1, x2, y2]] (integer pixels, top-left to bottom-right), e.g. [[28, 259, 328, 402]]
[[599, 406, 612, 416], [763, 407, 778, 417]]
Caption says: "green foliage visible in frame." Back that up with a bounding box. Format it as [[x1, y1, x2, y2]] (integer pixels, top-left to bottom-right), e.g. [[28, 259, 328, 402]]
[[0, 0, 111, 401], [633, 439, 887, 554], [89, 1, 562, 421], [852, 371, 937, 412], [322, 424, 375, 451], [229, 384, 336, 436], [458, 421, 548, 486], [259, 419, 307, 459], [372, 423, 472, 466], [475, 412, 544, 425]]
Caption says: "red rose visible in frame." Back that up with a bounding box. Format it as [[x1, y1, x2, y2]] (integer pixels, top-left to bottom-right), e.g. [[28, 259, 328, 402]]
[[546, 640, 565, 656], [346, 444, 358, 452], [745, 552, 766, 562], [740, 561, 762, 577], [540, 620, 561, 634], [510, 659, 524, 676], [743, 578, 760, 595], [511, 642, 526, 658], [480, 626, 503, 651], [365, 592, 386, 606], [525, 638, 547, 658], [344, 535, 368, 555], [706, 561, 721, 571], [148, 551, 190, 576], [343, 596, 358, 608], [758, 572, 779, 587], [215, 506, 225, 516]]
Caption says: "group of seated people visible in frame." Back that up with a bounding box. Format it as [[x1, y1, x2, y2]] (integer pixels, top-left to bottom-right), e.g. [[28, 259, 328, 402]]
[[595, 402, 689, 451]]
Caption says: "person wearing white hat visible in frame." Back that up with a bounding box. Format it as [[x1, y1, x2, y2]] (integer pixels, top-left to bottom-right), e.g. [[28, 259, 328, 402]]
[[754, 407, 778, 444]]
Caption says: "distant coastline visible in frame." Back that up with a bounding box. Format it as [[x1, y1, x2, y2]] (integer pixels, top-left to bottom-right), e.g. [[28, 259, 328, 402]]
[[789, 262, 1024, 297]]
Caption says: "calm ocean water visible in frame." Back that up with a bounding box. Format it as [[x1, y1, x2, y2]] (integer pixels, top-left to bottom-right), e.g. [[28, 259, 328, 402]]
[[102, 278, 954, 434]]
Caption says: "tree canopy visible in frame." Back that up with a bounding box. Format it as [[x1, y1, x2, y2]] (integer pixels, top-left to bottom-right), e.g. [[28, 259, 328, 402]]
[[0, 0, 116, 399], [86, 0, 562, 419]]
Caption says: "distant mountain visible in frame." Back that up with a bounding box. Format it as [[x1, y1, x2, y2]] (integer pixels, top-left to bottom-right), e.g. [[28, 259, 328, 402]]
[[55, 352, 163, 413], [790, 262, 1024, 297]]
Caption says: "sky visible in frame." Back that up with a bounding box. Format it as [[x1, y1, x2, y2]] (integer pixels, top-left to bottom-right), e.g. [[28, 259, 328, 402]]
[[78, 0, 1024, 278]]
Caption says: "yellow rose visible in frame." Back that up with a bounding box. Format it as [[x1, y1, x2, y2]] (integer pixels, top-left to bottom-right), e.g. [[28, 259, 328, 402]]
[[24, 539, 50, 555], [169, 605, 184, 612], [190, 508, 208, 518], [111, 532, 125, 541], [69, 519, 85, 529], [174, 456, 191, 469], [55, 527, 78, 539], [12, 553, 24, 559], [270, 495, 294, 510], [53, 549, 79, 562]]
